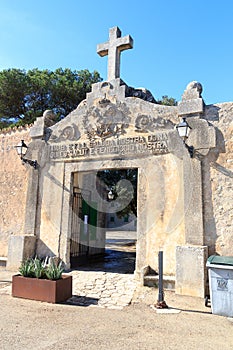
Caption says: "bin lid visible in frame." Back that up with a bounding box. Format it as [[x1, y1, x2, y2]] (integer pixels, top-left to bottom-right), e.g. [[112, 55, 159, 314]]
[[207, 255, 233, 266]]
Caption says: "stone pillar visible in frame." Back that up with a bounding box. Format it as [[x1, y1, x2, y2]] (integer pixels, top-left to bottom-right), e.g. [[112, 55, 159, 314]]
[[7, 235, 37, 270], [23, 167, 39, 235], [175, 155, 208, 297], [175, 81, 215, 297], [134, 168, 147, 281], [183, 157, 204, 245]]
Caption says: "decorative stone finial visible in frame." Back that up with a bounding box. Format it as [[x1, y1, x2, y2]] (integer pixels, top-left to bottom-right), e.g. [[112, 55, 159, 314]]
[[182, 81, 203, 101], [186, 81, 203, 93], [43, 110, 56, 118], [42, 110, 57, 128], [30, 110, 57, 139], [178, 81, 204, 117]]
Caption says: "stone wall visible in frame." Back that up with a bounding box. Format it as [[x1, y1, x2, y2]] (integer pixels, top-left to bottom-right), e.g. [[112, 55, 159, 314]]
[[145, 153, 185, 275], [0, 96, 232, 271], [0, 126, 31, 256], [205, 103, 233, 256]]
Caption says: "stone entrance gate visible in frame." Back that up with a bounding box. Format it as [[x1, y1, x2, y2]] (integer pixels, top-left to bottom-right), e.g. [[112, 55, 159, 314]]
[[3, 27, 232, 299]]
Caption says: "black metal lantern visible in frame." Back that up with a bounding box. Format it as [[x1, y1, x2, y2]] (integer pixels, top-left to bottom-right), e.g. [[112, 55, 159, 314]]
[[176, 118, 194, 158], [107, 189, 114, 200], [176, 117, 192, 141], [16, 140, 28, 158], [15, 140, 37, 169]]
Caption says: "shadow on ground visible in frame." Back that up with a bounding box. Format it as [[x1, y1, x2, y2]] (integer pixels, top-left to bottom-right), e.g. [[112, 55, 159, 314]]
[[73, 248, 136, 274], [64, 295, 99, 307]]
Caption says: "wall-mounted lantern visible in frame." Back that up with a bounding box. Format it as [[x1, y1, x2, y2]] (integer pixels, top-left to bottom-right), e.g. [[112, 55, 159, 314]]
[[176, 118, 194, 158], [15, 140, 37, 169], [107, 189, 115, 200]]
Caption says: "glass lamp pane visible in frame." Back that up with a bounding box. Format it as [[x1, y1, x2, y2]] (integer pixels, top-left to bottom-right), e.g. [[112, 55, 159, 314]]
[[176, 118, 191, 139], [21, 147, 27, 156], [108, 190, 114, 200], [178, 126, 188, 138], [21, 140, 28, 156], [16, 143, 22, 156], [186, 125, 191, 137]]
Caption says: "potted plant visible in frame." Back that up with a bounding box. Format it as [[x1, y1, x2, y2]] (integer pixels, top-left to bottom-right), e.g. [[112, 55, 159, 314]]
[[12, 257, 72, 303]]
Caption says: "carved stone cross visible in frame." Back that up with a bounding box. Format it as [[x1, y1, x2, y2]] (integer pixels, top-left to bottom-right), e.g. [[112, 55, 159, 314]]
[[97, 26, 133, 81]]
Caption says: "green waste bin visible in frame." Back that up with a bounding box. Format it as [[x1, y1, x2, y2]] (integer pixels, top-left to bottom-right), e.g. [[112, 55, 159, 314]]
[[206, 255, 233, 317]]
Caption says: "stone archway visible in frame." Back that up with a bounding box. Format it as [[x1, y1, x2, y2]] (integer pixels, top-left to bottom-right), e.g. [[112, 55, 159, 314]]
[[9, 27, 217, 300]]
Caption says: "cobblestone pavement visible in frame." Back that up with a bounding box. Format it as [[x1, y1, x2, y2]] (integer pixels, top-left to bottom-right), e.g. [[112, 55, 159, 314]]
[[0, 240, 138, 310], [69, 270, 137, 309], [0, 269, 137, 310], [67, 238, 137, 309]]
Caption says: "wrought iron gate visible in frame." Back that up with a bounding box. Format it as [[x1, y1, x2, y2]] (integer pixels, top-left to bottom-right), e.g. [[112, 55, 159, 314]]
[[70, 189, 90, 266]]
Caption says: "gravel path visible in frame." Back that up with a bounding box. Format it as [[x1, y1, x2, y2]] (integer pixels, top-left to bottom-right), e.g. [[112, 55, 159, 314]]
[[1, 241, 233, 349], [0, 274, 233, 350]]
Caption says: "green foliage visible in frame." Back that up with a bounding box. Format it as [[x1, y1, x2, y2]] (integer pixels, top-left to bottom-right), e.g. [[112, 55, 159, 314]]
[[18, 257, 64, 280], [0, 119, 11, 129], [0, 67, 177, 128], [0, 68, 28, 121], [157, 95, 177, 106], [33, 258, 46, 279], [97, 169, 137, 218], [44, 260, 64, 281], [0, 68, 102, 127], [18, 258, 35, 277]]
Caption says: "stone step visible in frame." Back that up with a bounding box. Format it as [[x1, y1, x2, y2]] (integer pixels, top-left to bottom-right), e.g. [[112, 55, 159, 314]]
[[0, 257, 7, 267], [143, 275, 175, 291]]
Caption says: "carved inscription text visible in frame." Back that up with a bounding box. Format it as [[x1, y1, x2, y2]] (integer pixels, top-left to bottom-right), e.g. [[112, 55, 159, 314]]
[[49, 133, 170, 160]]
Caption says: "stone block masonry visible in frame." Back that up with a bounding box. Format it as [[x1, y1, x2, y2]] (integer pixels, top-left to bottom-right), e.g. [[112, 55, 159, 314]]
[[0, 126, 31, 256], [204, 103, 233, 256]]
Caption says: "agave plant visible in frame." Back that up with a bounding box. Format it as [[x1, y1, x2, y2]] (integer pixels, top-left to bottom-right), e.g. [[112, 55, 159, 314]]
[[33, 258, 46, 279], [45, 260, 64, 280], [18, 257, 64, 280], [18, 258, 35, 277]]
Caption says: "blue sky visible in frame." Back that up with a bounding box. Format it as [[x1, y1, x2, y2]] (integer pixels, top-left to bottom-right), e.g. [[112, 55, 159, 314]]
[[0, 0, 233, 105]]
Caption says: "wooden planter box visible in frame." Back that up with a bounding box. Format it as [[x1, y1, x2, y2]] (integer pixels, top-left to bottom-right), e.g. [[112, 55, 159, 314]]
[[12, 274, 72, 303]]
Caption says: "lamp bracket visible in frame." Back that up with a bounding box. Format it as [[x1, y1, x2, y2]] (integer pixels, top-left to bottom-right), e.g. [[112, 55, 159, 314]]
[[184, 143, 194, 158], [22, 158, 38, 169]]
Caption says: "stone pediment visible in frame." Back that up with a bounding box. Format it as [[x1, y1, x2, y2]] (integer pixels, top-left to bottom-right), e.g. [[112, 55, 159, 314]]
[[28, 78, 217, 165], [46, 81, 178, 162], [28, 22, 216, 165]]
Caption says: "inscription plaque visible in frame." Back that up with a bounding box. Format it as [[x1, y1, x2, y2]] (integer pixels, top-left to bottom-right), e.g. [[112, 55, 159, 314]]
[[49, 133, 170, 161]]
